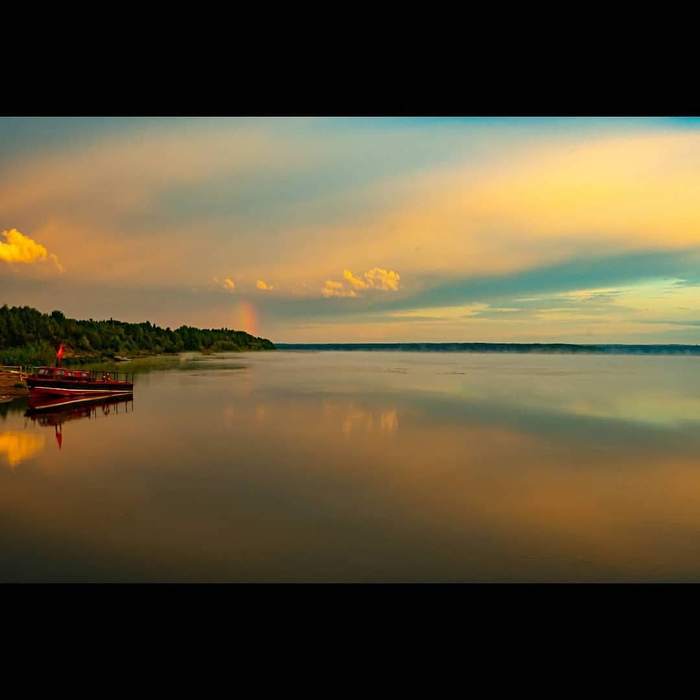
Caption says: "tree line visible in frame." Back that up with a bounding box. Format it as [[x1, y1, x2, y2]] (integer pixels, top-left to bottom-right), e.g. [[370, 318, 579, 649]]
[[0, 305, 274, 365]]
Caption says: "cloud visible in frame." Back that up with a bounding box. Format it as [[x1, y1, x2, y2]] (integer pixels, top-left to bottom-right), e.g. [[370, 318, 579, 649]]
[[383, 249, 698, 314], [364, 267, 400, 291], [0, 122, 314, 287], [257, 129, 700, 299], [7, 119, 700, 343], [212, 276, 236, 292], [256, 279, 274, 291], [322, 280, 357, 298], [343, 269, 369, 290], [324, 268, 401, 298], [0, 228, 63, 271]]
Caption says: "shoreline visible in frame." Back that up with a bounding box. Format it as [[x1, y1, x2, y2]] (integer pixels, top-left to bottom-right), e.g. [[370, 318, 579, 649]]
[[0, 347, 276, 401], [276, 342, 700, 356], [0, 368, 29, 399]]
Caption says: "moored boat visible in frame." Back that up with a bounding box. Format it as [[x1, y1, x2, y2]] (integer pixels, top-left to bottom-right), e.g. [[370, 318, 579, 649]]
[[26, 366, 134, 398], [25, 344, 134, 399]]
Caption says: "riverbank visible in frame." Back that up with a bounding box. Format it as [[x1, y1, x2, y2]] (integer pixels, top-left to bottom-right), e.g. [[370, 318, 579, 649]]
[[0, 368, 28, 400], [0, 350, 252, 401], [0, 344, 276, 368], [0, 305, 276, 367]]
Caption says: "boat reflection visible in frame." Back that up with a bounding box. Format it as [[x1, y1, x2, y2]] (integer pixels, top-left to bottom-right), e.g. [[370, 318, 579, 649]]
[[25, 395, 134, 450]]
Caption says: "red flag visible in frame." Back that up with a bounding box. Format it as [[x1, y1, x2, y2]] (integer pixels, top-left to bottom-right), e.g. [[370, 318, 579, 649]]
[[56, 343, 65, 365], [55, 425, 63, 450]]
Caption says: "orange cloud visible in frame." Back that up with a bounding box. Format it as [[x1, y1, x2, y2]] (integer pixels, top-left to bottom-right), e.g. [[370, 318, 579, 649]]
[[323, 268, 400, 298], [322, 280, 357, 298], [0, 123, 312, 287], [212, 276, 236, 292], [364, 267, 400, 291], [0, 228, 63, 271], [343, 269, 369, 290], [7, 123, 700, 313]]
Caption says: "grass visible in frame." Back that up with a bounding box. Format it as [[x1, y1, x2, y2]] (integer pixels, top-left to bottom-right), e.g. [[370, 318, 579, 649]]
[[83, 352, 247, 375]]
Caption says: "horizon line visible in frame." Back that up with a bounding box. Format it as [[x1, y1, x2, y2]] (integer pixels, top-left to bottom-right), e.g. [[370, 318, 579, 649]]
[[274, 341, 700, 346]]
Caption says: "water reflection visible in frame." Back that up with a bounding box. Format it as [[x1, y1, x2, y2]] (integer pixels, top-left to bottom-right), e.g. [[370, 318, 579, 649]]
[[4, 351, 700, 581], [339, 406, 398, 436], [0, 431, 45, 468], [25, 395, 134, 452], [225, 399, 399, 437]]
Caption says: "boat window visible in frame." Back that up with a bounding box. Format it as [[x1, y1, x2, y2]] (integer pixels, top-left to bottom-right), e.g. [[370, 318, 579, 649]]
[[38, 368, 48, 375], [55, 369, 64, 377]]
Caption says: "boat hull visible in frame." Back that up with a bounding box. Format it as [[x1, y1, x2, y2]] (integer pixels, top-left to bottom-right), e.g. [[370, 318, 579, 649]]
[[26, 378, 133, 398]]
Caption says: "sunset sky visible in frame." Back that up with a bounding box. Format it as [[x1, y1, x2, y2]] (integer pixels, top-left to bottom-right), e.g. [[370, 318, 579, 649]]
[[3, 116, 700, 343]]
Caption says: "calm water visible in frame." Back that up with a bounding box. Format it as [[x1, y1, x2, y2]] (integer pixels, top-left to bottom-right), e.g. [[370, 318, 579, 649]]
[[3, 350, 700, 582]]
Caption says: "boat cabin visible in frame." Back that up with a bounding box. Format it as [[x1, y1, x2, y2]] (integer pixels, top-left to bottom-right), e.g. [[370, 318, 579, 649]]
[[36, 367, 92, 380], [32, 366, 133, 384]]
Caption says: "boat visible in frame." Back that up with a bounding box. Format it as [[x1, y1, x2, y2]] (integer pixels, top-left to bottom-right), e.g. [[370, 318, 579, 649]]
[[25, 344, 134, 400]]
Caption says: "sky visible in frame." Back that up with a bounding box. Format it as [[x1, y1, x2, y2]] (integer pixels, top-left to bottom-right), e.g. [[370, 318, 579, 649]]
[[2, 116, 700, 343]]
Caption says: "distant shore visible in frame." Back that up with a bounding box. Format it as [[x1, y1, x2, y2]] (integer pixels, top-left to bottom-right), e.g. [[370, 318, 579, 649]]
[[276, 342, 700, 356]]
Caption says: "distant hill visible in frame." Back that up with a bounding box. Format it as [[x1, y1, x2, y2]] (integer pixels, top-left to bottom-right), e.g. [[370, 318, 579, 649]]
[[277, 342, 700, 356], [0, 305, 275, 365]]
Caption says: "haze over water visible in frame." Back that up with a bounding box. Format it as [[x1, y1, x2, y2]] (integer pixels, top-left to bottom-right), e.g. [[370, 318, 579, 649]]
[[3, 350, 700, 582]]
